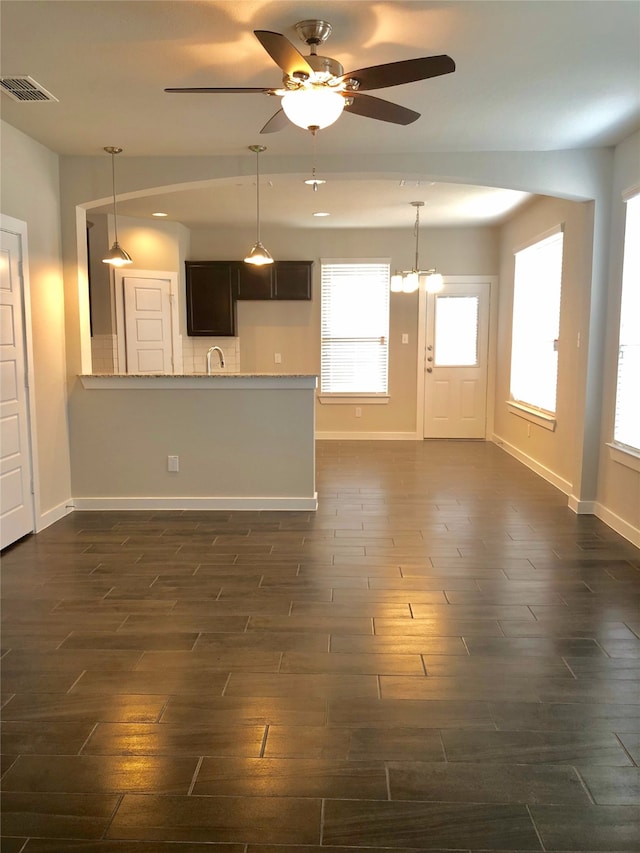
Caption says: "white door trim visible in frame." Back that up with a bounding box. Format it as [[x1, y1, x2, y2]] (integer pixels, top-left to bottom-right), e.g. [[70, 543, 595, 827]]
[[1, 214, 40, 540], [416, 275, 498, 439], [114, 269, 182, 374]]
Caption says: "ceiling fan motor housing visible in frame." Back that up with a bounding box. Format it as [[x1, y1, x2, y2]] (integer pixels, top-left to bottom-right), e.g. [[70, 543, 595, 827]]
[[306, 54, 344, 82]]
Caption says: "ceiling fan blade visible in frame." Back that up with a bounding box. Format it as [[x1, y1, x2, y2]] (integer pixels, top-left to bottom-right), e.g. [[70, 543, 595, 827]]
[[260, 109, 289, 134], [254, 30, 314, 79], [341, 55, 455, 91], [165, 87, 274, 94], [344, 92, 420, 125]]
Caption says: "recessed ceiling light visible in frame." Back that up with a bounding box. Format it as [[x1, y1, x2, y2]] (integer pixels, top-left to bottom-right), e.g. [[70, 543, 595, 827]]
[[152, 212, 168, 217], [313, 211, 330, 217]]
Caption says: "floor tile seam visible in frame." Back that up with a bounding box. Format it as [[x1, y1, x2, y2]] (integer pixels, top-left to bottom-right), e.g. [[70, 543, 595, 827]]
[[525, 802, 549, 851], [615, 733, 639, 767], [76, 721, 99, 756], [572, 765, 598, 805]]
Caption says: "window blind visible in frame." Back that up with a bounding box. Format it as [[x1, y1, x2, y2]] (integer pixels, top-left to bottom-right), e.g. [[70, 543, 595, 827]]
[[320, 261, 390, 394]]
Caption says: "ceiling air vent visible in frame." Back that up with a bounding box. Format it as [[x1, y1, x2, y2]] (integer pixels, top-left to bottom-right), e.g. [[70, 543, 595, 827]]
[[0, 76, 58, 102]]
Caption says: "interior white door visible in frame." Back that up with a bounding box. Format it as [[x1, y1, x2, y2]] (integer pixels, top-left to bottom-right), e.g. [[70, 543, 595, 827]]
[[0, 228, 34, 548], [423, 281, 490, 438], [123, 275, 173, 374]]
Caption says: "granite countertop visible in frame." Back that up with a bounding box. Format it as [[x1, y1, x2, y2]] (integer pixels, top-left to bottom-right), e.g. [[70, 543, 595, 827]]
[[79, 374, 318, 390]]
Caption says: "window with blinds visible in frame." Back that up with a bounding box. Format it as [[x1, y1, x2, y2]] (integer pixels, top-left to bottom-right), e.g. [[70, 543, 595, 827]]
[[613, 191, 640, 453], [510, 228, 564, 415], [320, 260, 390, 394]]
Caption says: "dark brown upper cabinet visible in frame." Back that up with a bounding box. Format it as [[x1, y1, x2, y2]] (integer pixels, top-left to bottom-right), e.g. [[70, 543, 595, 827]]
[[236, 263, 273, 300], [185, 261, 237, 336], [186, 260, 313, 337], [273, 261, 313, 300], [236, 260, 313, 301]]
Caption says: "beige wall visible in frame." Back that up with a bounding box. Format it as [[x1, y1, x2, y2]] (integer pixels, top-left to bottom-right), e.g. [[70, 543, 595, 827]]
[[5, 116, 638, 544], [0, 120, 72, 526], [189, 224, 499, 434], [596, 129, 640, 542]]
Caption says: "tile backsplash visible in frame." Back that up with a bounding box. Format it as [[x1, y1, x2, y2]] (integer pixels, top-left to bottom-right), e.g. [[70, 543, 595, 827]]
[[181, 336, 241, 374], [91, 335, 240, 374]]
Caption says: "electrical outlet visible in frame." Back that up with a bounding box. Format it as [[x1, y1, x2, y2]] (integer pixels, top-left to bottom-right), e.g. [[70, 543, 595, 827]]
[[355, 407, 362, 418], [402, 333, 409, 344], [274, 352, 282, 364], [167, 455, 179, 472]]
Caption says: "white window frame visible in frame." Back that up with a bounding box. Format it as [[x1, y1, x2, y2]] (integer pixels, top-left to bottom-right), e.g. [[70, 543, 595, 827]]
[[507, 225, 564, 430], [319, 258, 390, 404], [608, 187, 640, 465]]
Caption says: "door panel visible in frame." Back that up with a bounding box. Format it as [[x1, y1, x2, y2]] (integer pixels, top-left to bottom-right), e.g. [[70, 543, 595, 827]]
[[0, 229, 34, 548], [424, 281, 490, 439], [123, 276, 173, 374]]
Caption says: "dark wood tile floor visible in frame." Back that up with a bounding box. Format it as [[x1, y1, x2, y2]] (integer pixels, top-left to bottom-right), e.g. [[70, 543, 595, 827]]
[[2, 440, 640, 852]]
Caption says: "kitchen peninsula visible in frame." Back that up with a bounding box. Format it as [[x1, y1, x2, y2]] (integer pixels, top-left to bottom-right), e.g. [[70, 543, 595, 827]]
[[70, 374, 317, 511]]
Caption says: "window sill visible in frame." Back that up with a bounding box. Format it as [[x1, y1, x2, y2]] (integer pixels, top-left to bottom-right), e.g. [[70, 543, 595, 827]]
[[607, 442, 640, 473], [318, 394, 390, 405], [507, 401, 556, 431]]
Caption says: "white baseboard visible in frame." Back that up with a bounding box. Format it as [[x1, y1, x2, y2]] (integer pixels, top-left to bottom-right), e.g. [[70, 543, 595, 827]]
[[567, 495, 597, 514], [35, 498, 74, 532], [71, 494, 318, 512], [317, 431, 420, 441], [491, 434, 572, 495], [592, 502, 640, 548]]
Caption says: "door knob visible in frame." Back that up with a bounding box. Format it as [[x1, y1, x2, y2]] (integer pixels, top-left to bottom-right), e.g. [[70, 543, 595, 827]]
[[426, 367, 433, 373]]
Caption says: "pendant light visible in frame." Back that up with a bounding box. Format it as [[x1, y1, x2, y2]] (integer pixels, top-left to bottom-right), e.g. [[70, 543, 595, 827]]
[[102, 146, 132, 267], [390, 201, 443, 294], [244, 145, 274, 266]]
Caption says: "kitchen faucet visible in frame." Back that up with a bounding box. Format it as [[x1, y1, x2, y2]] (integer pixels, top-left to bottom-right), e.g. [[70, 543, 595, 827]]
[[206, 346, 225, 374]]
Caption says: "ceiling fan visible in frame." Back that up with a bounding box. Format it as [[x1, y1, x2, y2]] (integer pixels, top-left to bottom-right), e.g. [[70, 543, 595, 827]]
[[165, 20, 455, 133]]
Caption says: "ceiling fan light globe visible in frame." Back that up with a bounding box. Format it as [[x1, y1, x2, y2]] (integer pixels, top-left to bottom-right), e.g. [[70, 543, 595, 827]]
[[244, 242, 274, 266], [281, 88, 344, 130], [102, 242, 133, 266]]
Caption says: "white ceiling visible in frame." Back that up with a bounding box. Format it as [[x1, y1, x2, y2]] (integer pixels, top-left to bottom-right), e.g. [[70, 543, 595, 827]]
[[2, 0, 638, 230]]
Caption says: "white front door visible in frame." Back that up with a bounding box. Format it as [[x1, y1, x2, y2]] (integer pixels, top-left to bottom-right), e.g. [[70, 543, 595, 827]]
[[122, 275, 174, 374], [0, 228, 34, 548], [423, 280, 490, 438]]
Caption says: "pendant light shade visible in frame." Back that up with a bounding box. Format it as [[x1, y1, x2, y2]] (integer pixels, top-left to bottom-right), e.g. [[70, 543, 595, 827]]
[[244, 145, 274, 266], [102, 146, 132, 267], [390, 201, 442, 294]]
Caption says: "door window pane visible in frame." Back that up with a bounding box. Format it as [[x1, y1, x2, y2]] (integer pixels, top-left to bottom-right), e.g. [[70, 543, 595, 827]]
[[434, 296, 479, 366]]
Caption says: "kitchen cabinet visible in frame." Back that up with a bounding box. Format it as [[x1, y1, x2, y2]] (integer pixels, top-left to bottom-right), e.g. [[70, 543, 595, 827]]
[[186, 259, 313, 336], [273, 261, 313, 300], [185, 262, 236, 336], [237, 264, 273, 300], [237, 260, 313, 301]]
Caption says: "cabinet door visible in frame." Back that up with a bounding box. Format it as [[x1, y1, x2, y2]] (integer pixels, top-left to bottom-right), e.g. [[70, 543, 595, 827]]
[[186, 262, 236, 336], [273, 261, 313, 300], [237, 264, 273, 300]]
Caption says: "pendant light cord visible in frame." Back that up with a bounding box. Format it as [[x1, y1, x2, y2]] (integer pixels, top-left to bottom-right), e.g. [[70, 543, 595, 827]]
[[110, 150, 119, 244], [414, 203, 421, 272], [255, 148, 261, 243]]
